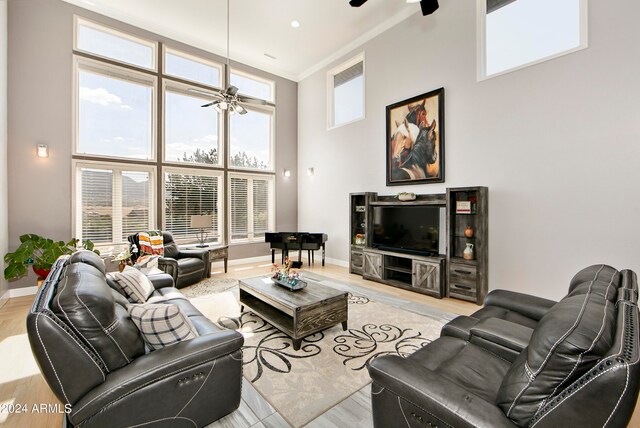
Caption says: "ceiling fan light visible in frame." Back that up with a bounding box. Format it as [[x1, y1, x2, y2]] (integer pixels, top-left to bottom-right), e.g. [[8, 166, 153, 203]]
[[213, 104, 222, 113], [219, 101, 228, 110], [236, 104, 247, 115]]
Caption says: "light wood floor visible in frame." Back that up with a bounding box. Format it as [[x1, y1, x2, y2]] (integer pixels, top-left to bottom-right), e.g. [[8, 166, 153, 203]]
[[0, 261, 637, 427]]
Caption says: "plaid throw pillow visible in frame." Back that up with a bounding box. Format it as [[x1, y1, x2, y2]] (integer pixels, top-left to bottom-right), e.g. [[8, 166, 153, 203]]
[[114, 266, 154, 303], [128, 303, 198, 350], [138, 231, 164, 256]]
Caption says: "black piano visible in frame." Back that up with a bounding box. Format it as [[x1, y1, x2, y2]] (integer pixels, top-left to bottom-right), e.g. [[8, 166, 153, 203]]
[[265, 232, 328, 268]]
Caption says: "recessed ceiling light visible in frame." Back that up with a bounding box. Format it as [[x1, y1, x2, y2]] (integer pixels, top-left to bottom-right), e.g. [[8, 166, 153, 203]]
[[290, 20, 300, 28]]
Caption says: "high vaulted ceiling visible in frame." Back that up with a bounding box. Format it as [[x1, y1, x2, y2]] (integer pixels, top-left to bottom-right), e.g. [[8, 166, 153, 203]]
[[62, 0, 420, 81]]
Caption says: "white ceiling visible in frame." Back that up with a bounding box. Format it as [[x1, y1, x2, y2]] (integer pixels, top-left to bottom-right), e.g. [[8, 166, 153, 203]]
[[62, 0, 420, 81]]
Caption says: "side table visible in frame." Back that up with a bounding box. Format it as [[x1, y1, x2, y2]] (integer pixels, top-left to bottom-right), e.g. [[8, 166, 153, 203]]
[[184, 245, 228, 276]]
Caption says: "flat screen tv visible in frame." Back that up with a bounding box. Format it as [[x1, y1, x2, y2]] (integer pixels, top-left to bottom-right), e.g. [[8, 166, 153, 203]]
[[371, 205, 439, 256]]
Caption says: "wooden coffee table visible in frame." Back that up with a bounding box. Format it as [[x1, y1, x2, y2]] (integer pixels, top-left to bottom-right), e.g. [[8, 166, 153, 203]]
[[239, 276, 348, 350]]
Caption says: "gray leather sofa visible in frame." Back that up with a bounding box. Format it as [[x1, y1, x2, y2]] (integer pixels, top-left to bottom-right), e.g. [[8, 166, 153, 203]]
[[27, 251, 243, 427], [128, 231, 210, 288], [368, 265, 639, 427]]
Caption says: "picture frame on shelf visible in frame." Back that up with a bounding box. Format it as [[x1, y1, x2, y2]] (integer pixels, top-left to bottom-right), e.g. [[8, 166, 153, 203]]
[[386, 87, 445, 186]]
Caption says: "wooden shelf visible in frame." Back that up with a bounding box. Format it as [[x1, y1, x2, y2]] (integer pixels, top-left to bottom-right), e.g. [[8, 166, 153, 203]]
[[450, 257, 478, 266], [240, 293, 295, 336], [385, 266, 412, 274], [370, 200, 444, 206]]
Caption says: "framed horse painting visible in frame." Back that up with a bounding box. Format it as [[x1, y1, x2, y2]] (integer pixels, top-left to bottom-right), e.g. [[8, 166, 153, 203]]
[[386, 87, 445, 185]]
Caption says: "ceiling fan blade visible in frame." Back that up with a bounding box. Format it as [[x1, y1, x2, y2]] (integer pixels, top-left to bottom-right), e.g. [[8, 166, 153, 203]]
[[189, 88, 225, 99], [201, 100, 220, 108], [238, 95, 275, 107], [226, 85, 239, 96]]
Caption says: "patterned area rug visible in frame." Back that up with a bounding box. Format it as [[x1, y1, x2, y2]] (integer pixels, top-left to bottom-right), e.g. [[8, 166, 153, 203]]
[[183, 275, 451, 427]]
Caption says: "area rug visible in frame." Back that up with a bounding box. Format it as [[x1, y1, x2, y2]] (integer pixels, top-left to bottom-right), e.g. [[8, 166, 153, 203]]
[[183, 274, 451, 427]]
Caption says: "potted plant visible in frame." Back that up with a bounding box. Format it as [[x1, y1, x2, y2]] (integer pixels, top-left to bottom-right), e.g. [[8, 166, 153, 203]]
[[3, 234, 100, 281]]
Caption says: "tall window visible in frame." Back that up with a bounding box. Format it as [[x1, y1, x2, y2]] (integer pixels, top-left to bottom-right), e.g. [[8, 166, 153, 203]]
[[229, 174, 274, 243], [75, 17, 156, 70], [76, 60, 155, 160], [327, 53, 365, 129], [164, 48, 222, 88], [73, 18, 276, 249], [75, 162, 154, 244], [229, 107, 273, 170], [479, 0, 587, 79], [164, 169, 221, 244], [230, 70, 274, 103], [164, 84, 222, 166]]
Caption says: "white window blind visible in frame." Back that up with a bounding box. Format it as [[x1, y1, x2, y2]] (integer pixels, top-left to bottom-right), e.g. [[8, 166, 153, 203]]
[[230, 174, 274, 243], [164, 171, 221, 244], [230, 177, 249, 241], [122, 171, 151, 241], [80, 167, 113, 243], [77, 164, 153, 245], [253, 179, 269, 238]]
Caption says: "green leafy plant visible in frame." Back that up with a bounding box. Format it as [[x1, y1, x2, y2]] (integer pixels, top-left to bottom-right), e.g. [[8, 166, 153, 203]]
[[3, 234, 100, 281]]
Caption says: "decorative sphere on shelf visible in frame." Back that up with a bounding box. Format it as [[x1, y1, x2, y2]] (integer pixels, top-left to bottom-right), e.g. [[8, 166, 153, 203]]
[[464, 226, 474, 238]]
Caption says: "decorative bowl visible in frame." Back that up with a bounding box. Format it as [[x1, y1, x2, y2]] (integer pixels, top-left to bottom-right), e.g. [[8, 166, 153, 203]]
[[397, 192, 416, 201]]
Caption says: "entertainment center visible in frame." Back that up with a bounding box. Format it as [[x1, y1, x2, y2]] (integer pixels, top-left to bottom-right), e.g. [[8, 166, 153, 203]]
[[349, 187, 488, 304]]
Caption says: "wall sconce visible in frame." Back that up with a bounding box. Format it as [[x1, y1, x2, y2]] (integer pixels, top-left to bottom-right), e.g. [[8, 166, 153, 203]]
[[36, 144, 49, 158], [283, 169, 291, 177], [307, 167, 314, 176]]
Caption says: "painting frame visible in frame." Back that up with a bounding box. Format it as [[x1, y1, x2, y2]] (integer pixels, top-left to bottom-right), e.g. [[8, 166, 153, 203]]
[[385, 87, 445, 186]]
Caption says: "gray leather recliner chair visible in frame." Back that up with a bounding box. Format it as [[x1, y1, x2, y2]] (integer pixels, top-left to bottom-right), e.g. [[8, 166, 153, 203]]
[[128, 231, 210, 288], [27, 251, 243, 427], [368, 265, 640, 427]]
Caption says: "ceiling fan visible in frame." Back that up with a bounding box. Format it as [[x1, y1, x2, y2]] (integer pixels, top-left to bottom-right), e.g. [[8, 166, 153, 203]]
[[196, 0, 274, 114], [350, 0, 439, 16]]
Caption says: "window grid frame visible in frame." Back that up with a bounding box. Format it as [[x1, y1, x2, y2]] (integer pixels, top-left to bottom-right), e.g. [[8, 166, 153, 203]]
[[72, 159, 157, 247], [71, 17, 277, 249]]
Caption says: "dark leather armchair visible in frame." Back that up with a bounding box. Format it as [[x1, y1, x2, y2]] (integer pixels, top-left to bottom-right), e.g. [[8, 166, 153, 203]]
[[368, 265, 640, 427], [128, 231, 209, 288], [27, 251, 243, 427]]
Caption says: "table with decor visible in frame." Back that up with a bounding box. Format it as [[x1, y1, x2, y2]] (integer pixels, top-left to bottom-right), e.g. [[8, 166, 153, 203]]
[[238, 274, 348, 350]]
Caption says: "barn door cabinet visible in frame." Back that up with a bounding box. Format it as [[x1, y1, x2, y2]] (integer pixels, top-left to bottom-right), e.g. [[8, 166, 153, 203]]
[[363, 248, 444, 298]]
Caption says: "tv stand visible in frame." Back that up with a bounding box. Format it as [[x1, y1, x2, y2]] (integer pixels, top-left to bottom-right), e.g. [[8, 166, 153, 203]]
[[362, 248, 444, 298], [350, 188, 488, 304]]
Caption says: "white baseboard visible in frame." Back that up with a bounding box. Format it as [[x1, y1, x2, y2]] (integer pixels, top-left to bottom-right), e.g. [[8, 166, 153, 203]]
[[0, 290, 9, 308], [325, 257, 349, 268], [210, 254, 349, 269], [9, 286, 38, 298]]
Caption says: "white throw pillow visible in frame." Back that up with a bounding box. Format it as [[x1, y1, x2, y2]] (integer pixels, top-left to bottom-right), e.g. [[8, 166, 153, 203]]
[[128, 303, 198, 350], [114, 266, 154, 303]]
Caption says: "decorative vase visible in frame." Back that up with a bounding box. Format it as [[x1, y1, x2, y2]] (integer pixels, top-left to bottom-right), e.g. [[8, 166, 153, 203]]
[[32, 266, 51, 280], [464, 226, 474, 238], [463, 243, 474, 260], [119, 261, 127, 272]]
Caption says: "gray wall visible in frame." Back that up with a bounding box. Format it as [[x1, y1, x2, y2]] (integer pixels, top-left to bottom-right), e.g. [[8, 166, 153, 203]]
[[298, 0, 640, 301], [0, 0, 8, 303], [7, 0, 297, 289]]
